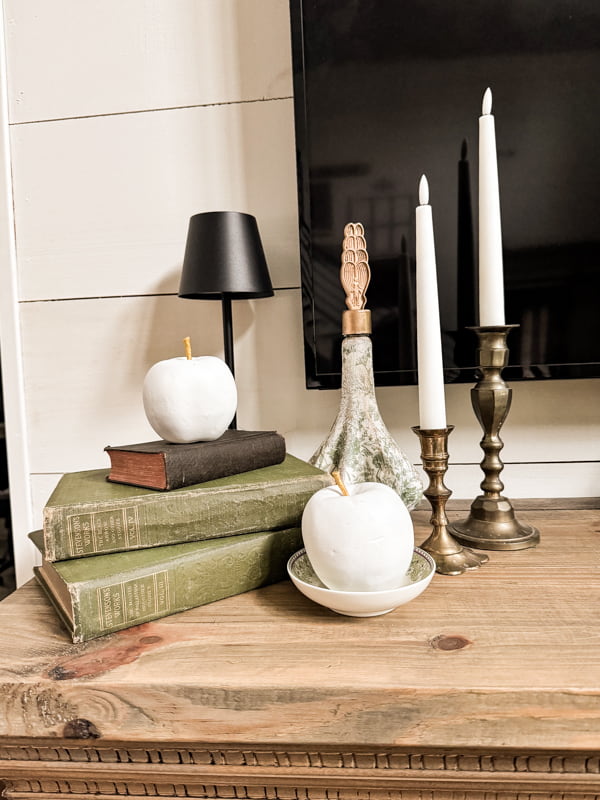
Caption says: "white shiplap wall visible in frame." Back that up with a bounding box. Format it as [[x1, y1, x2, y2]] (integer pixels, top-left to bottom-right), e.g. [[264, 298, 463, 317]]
[[0, 1, 598, 585]]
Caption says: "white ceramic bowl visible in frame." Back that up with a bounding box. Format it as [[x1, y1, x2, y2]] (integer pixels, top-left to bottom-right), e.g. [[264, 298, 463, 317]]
[[287, 547, 435, 617]]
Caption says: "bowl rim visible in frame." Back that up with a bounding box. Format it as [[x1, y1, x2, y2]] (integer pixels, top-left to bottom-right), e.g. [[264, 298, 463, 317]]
[[287, 546, 435, 596]]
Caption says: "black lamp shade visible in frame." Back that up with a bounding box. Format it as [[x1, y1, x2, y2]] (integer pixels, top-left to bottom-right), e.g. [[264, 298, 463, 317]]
[[178, 211, 274, 299]]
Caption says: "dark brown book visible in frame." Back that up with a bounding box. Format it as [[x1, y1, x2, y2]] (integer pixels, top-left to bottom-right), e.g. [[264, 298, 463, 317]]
[[104, 429, 286, 491]]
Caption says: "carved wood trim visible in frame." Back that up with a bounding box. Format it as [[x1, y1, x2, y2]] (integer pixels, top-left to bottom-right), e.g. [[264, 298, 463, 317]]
[[2, 743, 600, 798], [2, 777, 600, 800], [2, 743, 600, 774]]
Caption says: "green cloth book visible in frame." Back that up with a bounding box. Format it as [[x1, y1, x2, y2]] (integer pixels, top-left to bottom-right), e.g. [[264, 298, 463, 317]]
[[42, 454, 332, 562], [30, 526, 302, 643]]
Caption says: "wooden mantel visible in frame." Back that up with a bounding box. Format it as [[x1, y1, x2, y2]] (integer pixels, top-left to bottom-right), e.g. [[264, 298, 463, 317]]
[[0, 506, 599, 798]]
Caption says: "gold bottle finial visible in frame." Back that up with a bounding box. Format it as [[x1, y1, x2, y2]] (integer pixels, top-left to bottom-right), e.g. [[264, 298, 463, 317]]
[[340, 222, 372, 335]]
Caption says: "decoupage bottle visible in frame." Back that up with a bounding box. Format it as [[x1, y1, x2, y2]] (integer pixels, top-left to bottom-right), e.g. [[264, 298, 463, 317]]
[[310, 223, 423, 510]]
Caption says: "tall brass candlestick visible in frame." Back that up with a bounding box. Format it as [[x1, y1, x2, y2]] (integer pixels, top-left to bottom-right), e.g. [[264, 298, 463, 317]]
[[412, 426, 488, 575], [448, 325, 540, 550]]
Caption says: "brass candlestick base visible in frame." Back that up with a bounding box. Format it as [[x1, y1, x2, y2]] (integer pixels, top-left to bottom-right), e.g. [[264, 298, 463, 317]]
[[448, 325, 540, 551], [412, 426, 488, 575]]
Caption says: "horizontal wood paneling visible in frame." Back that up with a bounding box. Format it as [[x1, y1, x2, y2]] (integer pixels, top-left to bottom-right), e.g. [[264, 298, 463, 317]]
[[19, 287, 600, 473], [21, 294, 221, 473], [19, 290, 322, 475], [377, 378, 600, 466], [4, 0, 293, 123], [423, 460, 600, 503], [11, 98, 299, 300], [19, 290, 342, 475]]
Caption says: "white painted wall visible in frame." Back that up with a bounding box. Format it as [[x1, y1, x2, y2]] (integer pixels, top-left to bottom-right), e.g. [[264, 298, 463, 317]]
[[0, 1, 598, 585]]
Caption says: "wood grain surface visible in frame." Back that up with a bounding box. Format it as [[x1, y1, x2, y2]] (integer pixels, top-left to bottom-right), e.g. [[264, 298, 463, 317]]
[[0, 508, 599, 753]]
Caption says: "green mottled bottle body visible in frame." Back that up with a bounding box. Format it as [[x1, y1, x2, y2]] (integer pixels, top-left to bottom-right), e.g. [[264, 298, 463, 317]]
[[311, 336, 423, 510]]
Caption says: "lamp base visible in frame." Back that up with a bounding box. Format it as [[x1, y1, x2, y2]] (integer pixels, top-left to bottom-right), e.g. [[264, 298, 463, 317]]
[[448, 495, 540, 551]]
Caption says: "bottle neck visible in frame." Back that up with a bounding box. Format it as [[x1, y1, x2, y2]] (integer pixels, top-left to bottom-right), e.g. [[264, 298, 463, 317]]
[[340, 335, 376, 395]]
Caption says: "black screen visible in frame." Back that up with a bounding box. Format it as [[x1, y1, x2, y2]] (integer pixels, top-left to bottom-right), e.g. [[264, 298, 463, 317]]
[[290, 0, 600, 388]]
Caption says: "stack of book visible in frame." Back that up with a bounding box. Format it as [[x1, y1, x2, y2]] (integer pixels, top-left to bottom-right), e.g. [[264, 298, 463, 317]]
[[31, 430, 333, 642]]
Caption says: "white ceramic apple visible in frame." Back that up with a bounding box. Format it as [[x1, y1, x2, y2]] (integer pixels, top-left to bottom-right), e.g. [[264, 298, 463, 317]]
[[301, 474, 414, 592], [142, 339, 237, 443]]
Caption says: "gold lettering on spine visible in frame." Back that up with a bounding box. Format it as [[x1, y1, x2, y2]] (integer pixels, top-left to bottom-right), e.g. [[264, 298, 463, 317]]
[[96, 571, 171, 632], [67, 506, 141, 556]]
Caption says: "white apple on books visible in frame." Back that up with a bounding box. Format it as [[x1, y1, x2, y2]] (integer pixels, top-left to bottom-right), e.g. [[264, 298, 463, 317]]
[[142, 337, 237, 443], [301, 473, 414, 592]]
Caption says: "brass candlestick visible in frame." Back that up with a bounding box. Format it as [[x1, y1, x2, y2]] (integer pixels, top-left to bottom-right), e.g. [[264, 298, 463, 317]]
[[448, 325, 540, 550], [412, 426, 488, 575]]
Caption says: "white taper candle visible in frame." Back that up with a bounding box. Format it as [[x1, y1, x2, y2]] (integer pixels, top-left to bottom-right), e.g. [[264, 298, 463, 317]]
[[478, 87, 505, 326], [416, 175, 447, 429]]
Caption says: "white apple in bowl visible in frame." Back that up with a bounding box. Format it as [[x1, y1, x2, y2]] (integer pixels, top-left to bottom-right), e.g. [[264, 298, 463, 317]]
[[301, 474, 414, 592], [142, 338, 237, 443]]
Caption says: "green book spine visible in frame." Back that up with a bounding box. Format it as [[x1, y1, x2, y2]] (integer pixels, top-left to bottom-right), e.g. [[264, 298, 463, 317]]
[[33, 526, 302, 643], [42, 454, 332, 561]]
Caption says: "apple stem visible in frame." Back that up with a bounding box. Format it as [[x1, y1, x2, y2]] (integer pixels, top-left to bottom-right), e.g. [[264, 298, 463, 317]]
[[331, 470, 350, 496], [183, 336, 192, 360]]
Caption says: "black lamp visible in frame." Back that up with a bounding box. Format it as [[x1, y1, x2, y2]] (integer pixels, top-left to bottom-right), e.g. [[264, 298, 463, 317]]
[[178, 211, 274, 428]]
